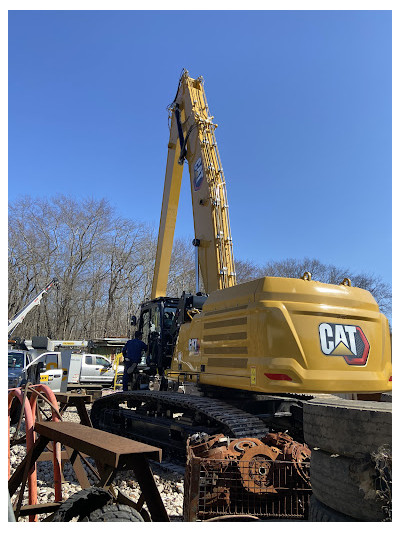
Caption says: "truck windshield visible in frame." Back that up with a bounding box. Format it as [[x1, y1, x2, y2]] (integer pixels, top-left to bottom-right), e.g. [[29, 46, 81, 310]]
[[8, 353, 24, 368]]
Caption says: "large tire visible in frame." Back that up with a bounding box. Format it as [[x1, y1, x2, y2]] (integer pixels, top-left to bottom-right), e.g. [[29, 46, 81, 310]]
[[87, 503, 144, 522], [310, 449, 384, 521], [303, 398, 391, 458], [309, 495, 356, 521], [52, 487, 113, 521]]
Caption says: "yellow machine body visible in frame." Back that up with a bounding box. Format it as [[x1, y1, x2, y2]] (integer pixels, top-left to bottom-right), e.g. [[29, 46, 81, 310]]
[[152, 70, 391, 395], [167, 276, 391, 393]]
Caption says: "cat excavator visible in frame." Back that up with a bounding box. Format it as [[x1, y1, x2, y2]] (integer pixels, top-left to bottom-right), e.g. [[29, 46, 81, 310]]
[[91, 70, 392, 450]]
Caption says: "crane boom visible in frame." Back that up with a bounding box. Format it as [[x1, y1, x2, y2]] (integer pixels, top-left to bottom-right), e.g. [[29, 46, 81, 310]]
[[151, 70, 236, 299], [8, 278, 59, 338]]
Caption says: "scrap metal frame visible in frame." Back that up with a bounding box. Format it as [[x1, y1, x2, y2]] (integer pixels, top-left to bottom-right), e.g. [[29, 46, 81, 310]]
[[8, 420, 169, 522]]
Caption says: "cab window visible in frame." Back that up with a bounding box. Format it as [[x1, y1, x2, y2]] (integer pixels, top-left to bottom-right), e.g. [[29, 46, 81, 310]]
[[163, 307, 176, 328], [8, 352, 24, 368], [140, 310, 150, 344], [96, 356, 109, 366], [151, 306, 161, 334]]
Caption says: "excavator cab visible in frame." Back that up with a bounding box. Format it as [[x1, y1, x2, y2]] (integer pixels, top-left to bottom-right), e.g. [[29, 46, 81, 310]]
[[135, 297, 179, 375], [135, 292, 208, 377]]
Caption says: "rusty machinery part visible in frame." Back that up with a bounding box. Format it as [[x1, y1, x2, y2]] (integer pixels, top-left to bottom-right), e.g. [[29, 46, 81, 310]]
[[190, 436, 266, 461], [201, 446, 232, 461], [263, 431, 294, 450], [227, 437, 265, 457], [188, 432, 311, 487], [238, 444, 281, 494], [188, 433, 227, 457], [289, 442, 311, 484], [262, 431, 311, 484]]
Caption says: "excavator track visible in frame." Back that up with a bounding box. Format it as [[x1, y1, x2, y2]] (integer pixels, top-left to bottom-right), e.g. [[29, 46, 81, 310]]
[[90, 391, 268, 452]]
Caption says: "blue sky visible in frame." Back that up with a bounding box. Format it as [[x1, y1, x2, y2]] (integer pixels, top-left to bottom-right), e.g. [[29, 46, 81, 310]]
[[8, 10, 392, 286]]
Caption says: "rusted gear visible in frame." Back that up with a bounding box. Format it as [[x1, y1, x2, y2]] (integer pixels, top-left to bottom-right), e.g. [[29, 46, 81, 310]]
[[290, 442, 311, 484], [238, 445, 280, 494], [263, 431, 311, 484], [227, 438, 264, 457]]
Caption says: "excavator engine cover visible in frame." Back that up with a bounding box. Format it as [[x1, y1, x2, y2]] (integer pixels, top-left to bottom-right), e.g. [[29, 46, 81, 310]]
[[169, 276, 391, 394]]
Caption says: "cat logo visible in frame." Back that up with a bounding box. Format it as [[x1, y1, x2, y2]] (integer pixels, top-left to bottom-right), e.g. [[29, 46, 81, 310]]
[[188, 338, 200, 355], [319, 323, 370, 366]]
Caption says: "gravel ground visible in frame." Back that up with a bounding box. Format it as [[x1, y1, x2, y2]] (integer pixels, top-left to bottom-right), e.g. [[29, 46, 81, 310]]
[[9, 404, 184, 522]]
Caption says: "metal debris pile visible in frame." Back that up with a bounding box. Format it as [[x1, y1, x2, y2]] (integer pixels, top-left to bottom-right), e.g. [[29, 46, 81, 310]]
[[184, 432, 312, 521]]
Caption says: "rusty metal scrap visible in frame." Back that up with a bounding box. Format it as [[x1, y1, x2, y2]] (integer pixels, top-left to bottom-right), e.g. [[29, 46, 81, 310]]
[[190, 432, 311, 489], [185, 431, 312, 521], [262, 432, 311, 483], [238, 444, 281, 494]]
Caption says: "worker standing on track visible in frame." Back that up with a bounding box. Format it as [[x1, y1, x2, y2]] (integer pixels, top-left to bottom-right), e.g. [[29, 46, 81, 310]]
[[122, 331, 148, 391]]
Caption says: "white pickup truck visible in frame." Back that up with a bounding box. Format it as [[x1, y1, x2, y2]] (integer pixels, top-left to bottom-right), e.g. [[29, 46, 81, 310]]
[[8, 350, 124, 391], [66, 353, 124, 385]]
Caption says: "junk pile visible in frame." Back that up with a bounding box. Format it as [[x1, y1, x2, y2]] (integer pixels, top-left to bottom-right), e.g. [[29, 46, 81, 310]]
[[184, 431, 312, 521]]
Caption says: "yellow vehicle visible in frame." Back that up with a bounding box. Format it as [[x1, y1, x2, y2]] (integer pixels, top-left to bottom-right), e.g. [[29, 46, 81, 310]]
[[91, 70, 391, 447], [154, 69, 391, 395]]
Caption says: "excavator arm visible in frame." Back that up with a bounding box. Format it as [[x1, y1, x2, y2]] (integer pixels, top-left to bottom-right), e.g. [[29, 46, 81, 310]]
[[151, 70, 236, 298]]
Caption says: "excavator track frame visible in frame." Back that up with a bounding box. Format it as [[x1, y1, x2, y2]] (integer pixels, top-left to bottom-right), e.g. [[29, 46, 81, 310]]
[[90, 391, 268, 453]]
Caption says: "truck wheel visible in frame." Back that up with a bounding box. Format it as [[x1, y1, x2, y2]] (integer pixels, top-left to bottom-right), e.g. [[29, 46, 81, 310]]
[[310, 449, 385, 521], [52, 487, 113, 521], [309, 495, 356, 521], [303, 398, 391, 458], [86, 503, 145, 522]]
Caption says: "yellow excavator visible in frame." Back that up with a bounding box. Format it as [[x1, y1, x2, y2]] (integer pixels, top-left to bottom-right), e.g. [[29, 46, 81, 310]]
[[90, 70, 391, 448]]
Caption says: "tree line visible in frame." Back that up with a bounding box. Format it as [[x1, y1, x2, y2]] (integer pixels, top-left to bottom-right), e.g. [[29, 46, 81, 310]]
[[8, 195, 391, 340]]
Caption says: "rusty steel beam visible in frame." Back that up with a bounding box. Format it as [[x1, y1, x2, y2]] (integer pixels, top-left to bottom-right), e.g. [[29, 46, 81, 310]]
[[64, 446, 91, 489], [129, 456, 169, 522], [55, 393, 93, 427], [32, 421, 169, 522], [35, 422, 162, 466], [17, 502, 61, 516]]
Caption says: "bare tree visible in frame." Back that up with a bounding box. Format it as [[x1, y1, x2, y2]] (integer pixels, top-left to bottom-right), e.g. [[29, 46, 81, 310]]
[[9, 195, 391, 340]]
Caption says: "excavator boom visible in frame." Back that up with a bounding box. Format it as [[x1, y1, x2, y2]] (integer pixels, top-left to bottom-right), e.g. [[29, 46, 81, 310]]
[[151, 70, 236, 298]]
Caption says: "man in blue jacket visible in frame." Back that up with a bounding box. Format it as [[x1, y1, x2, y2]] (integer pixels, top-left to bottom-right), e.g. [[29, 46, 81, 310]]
[[122, 331, 148, 391]]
